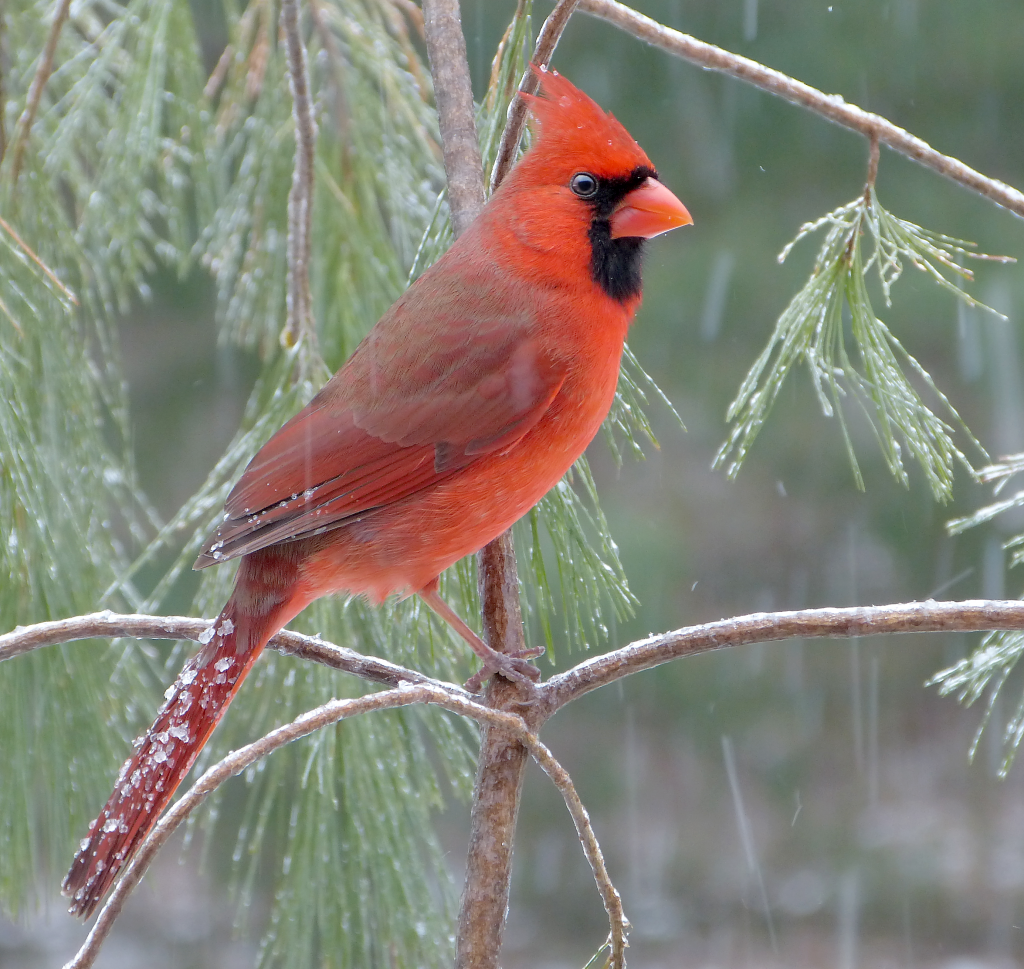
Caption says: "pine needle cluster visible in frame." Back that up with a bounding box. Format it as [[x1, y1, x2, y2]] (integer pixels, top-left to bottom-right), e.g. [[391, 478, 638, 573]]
[[715, 186, 1005, 499]]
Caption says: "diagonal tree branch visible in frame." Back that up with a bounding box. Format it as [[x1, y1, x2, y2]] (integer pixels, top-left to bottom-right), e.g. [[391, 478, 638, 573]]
[[64, 684, 484, 969], [490, 0, 580, 192], [528, 733, 630, 966], [580, 0, 1024, 220], [0, 213, 78, 304]]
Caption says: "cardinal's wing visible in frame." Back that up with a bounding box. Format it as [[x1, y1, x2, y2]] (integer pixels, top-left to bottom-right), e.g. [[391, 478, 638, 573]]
[[195, 264, 566, 567]]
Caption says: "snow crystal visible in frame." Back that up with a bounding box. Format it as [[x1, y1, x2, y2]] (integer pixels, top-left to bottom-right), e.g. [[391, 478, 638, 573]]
[[198, 625, 215, 645], [181, 668, 197, 686], [219, 619, 235, 636]]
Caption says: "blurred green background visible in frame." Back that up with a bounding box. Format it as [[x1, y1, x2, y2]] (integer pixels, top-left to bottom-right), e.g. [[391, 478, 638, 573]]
[[6, 1, 1024, 966]]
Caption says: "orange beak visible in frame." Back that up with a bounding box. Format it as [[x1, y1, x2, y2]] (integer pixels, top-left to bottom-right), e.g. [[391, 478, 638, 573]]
[[609, 177, 693, 240]]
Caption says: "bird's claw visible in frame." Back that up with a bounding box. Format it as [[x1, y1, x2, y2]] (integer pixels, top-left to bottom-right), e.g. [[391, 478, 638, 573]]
[[465, 651, 542, 694]]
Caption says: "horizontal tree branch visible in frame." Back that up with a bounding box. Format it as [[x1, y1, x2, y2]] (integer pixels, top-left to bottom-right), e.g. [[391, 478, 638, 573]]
[[580, 0, 1024, 220], [14, 598, 1020, 966], [0, 612, 461, 694], [541, 599, 1024, 712], [10, 600, 1024, 718]]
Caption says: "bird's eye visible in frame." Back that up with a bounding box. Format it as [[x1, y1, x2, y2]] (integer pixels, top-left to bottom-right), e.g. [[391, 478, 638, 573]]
[[570, 172, 599, 198]]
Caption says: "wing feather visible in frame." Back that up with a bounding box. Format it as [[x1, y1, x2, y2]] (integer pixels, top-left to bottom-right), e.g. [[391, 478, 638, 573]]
[[195, 256, 566, 569]]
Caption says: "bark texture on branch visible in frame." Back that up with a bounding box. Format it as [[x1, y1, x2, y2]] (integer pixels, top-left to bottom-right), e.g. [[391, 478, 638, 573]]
[[542, 599, 1024, 712], [281, 0, 321, 359], [422, 0, 485, 234]]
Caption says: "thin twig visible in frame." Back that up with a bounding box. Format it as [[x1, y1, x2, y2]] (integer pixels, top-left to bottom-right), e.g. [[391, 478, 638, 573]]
[[490, 0, 580, 192], [202, 43, 234, 103], [8, 0, 72, 184], [388, 0, 426, 41], [376, 0, 432, 102], [525, 735, 630, 967], [579, 0, 1024, 220], [0, 213, 78, 305], [280, 0, 321, 359], [866, 135, 880, 194]]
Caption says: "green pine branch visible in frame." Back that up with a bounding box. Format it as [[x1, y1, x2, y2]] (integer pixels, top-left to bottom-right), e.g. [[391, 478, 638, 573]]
[[715, 186, 1006, 500]]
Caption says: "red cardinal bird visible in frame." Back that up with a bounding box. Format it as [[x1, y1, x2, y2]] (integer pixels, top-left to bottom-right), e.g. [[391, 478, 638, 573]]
[[63, 66, 691, 917]]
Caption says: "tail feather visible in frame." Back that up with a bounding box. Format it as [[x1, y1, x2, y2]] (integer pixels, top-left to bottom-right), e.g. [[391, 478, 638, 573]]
[[63, 548, 307, 918]]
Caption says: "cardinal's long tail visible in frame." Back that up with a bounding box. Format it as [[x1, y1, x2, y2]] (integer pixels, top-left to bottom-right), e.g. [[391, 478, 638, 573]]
[[62, 546, 310, 919]]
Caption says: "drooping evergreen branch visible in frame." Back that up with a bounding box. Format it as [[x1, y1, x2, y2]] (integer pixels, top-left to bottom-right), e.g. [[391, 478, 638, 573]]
[[579, 0, 1024, 219], [7, 0, 72, 184], [714, 182, 1005, 494]]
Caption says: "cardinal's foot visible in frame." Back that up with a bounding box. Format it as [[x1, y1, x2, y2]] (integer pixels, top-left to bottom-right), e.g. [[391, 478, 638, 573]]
[[465, 650, 543, 693]]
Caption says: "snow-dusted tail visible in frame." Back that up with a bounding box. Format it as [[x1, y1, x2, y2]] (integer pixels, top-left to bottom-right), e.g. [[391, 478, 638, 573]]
[[63, 546, 307, 918]]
